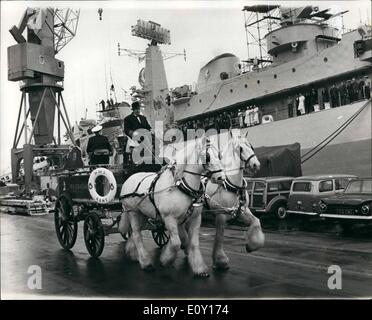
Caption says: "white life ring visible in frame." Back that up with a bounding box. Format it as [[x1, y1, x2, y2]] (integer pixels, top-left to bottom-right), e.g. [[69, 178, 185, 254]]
[[88, 168, 117, 204]]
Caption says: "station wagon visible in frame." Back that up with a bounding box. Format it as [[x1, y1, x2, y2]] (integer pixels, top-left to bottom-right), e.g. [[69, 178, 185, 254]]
[[245, 177, 294, 219], [287, 174, 357, 217]]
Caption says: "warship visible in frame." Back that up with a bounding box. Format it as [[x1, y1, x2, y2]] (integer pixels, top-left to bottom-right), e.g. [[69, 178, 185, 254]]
[[128, 5, 371, 178], [2, 4, 371, 199]]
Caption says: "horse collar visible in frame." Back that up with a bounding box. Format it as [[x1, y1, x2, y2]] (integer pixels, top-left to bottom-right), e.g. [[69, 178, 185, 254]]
[[176, 177, 204, 199], [223, 176, 247, 193]]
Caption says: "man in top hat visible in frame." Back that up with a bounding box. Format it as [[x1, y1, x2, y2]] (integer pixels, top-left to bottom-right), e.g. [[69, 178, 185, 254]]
[[124, 101, 152, 139], [86, 125, 113, 165], [123, 101, 155, 163]]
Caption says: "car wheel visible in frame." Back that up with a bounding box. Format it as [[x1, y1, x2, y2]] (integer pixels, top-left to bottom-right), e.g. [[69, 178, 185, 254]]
[[276, 205, 287, 220]]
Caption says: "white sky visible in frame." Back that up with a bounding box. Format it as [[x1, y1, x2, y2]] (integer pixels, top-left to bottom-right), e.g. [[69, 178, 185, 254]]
[[1, 0, 371, 173]]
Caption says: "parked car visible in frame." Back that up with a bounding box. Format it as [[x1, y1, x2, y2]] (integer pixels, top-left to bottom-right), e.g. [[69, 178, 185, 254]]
[[287, 174, 357, 217], [245, 176, 294, 219], [319, 177, 372, 223]]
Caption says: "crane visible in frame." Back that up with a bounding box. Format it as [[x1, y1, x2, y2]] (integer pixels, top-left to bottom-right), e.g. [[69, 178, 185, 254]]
[[8, 7, 80, 193]]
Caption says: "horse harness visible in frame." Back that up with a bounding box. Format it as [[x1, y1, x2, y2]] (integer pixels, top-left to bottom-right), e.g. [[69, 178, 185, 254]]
[[204, 176, 248, 220], [120, 163, 209, 225], [202, 141, 256, 219]]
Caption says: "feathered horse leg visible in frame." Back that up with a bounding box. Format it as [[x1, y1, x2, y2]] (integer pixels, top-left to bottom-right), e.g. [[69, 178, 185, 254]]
[[212, 213, 230, 270], [160, 215, 181, 266], [127, 210, 155, 271], [240, 203, 265, 252], [187, 209, 209, 277]]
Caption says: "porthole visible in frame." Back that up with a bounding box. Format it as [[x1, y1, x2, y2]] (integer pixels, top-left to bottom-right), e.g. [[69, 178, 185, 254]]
[[199, 99, 202, 103], [245, 84, 248, 88], [274, 74, 277, 79], [220, 72, 229, 80], [214, 94, 217, 98], [324, 57, 328, 63], [257, 80, 260, 84], [292, 68, 296, 72], [230, 89, 233, 93]]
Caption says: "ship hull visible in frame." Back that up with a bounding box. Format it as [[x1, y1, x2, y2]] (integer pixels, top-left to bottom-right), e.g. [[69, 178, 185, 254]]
[[301, 138, 372, 177], [224, 99, 371, 177]]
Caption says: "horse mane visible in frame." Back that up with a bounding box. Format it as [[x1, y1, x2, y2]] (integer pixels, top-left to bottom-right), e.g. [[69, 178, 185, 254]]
[[221, 135, 246, 177], [222, 136, 238, 163], [174, 139, 200, 180]]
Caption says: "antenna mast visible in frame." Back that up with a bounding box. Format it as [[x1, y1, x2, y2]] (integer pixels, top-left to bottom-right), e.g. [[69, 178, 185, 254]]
[[242, 5, 280, 71]]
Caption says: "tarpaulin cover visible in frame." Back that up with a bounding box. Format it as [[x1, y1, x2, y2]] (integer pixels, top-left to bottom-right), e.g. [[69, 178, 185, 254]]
[[249, 142, 302, 178]]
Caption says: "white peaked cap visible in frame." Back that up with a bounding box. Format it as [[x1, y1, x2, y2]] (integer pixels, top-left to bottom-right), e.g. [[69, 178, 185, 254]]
[[92, 125, 103, 133]]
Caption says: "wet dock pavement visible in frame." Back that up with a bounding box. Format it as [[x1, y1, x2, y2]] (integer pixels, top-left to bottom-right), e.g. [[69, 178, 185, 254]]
[[1, 212, 371, 299]]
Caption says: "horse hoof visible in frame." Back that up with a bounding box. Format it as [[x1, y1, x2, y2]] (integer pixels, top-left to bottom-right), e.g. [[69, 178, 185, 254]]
[[194, 272, 210, 278], [213, 263, 230, 271], [160, 262, 174, 268], [143, 264, 156, 272]]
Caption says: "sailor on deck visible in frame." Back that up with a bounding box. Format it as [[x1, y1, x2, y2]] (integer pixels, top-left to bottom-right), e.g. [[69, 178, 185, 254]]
[[86, 125, 113, 165], [298, 93, 306, 115]]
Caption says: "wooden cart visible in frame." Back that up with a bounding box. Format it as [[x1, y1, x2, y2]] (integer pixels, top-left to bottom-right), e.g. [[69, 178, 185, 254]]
[[53, 164, 170, 257]]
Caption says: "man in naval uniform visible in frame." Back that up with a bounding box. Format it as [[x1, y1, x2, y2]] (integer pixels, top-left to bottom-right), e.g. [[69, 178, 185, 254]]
[[330, 84, 339, 108], [364, 76, 371, 99], [220, 111, 232, 130], [86, 125, 113, 165]]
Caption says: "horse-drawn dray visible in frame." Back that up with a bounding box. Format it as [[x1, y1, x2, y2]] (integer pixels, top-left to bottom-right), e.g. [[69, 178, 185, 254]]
[[52, 133, 265, 277], [53, 163, 170, 257]]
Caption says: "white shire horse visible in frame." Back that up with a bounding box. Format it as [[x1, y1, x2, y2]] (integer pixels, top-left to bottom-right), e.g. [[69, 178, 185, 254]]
[[118, 136, 225, 276], [181, 130, 265, 271]]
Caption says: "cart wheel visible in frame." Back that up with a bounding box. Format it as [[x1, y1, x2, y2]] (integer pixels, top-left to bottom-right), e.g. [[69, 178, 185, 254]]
[[55, 195, 78, 250], [152, 225, 170, 248], [84, 213, 105, 257]]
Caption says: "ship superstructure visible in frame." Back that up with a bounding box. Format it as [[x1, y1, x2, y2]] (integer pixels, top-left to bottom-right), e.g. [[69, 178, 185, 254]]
[[173, 5, 371, 122], [164, 5, 371, 177]]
